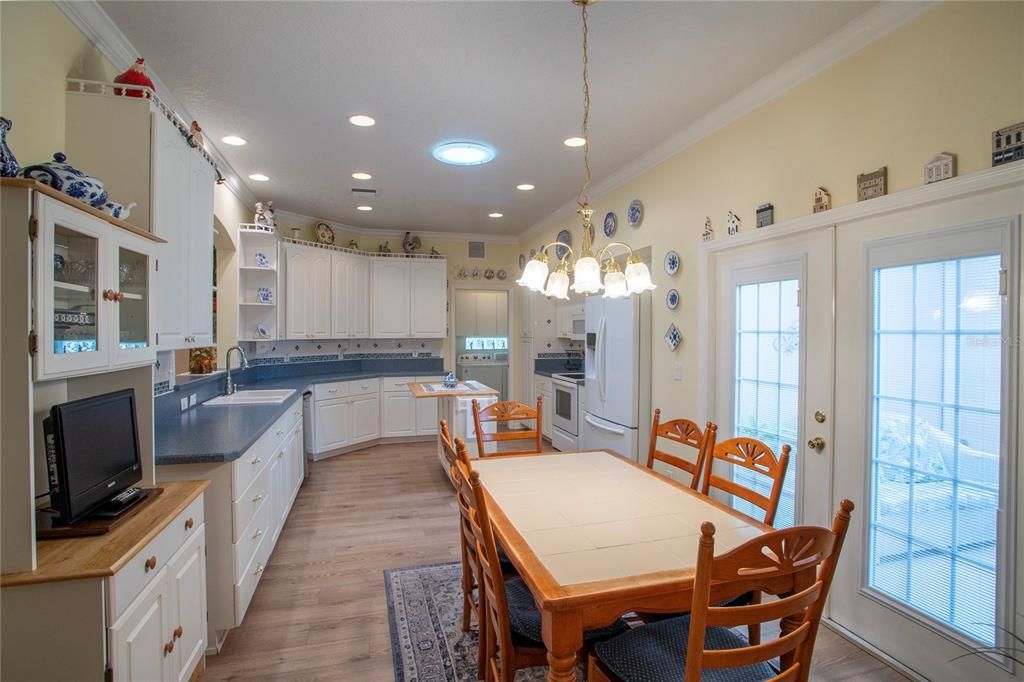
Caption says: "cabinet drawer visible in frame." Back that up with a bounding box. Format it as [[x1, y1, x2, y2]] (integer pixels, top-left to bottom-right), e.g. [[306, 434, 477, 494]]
[[234, 519, 274, 625], [381, 376, 416, 392], [233, 493, 272, 580], [231, 404, 299, 500], [347, 377, 380, 396], [313, 381, 349, 401], [108, 494, 204, 621], [232, 465, 270, 543]]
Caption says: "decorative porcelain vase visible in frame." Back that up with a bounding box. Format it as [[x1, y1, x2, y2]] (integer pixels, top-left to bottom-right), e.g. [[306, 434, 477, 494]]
[[22, 152, 108, 207], [443, 371, 457, 389], [0, 117, 19, 177], [100, 201, 137, 220]]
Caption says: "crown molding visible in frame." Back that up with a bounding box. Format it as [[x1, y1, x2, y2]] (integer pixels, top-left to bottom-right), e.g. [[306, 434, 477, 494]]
[[700, 161, 1024, 253], [54, 0, 256, 208], [273, 209, 521, 245], [519, 1, 939, 241]]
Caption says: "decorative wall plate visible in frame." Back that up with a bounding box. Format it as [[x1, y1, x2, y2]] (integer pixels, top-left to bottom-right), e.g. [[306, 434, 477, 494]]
[[471, 268, 481, 279], [254, 252, 270, 268], [664, 250, 680, 276], [484, 268, 495, 280], [255, 324, 271, 339], [456, 267, 468, 279], [604, 211, 617, 237], [664, 323, 682, 352], [315, 221, 335, 245], [556, 229, 572, 260], [257, 287, 273, 304], [496, 269, 508, 280], [627, 199, 644, 227], [518, 254, 526, 271], [666, 289, 679, 310]]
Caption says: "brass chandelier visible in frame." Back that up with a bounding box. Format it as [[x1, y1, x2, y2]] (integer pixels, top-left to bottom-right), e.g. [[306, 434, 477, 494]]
[[517, 0, 655, 299]]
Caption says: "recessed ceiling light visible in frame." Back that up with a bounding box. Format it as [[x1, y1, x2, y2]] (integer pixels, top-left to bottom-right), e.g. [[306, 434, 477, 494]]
[[564, 137, 586, 147], [248, 173, 270, 182], [349, 114, 376, 127], [488, 212, 503, 218], [432, 141, 496, 166], [221, 135, 247, 146], [356, 205, 374, 211], [352, 172, 372, 180], [516, 184, 535, 191]]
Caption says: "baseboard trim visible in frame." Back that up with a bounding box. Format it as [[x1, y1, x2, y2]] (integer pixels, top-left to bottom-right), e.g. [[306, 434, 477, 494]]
[[307, 435, 435, 461], [821, 617, 927, 682]]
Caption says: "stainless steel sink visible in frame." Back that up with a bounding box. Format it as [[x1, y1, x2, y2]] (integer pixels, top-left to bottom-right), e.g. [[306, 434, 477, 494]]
[[204, 389, 296, 406]]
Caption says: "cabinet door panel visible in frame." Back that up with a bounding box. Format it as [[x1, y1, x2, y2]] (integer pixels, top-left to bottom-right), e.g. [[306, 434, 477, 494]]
[[309, 250, 331, 338], [348, 257, 370, 337], [152, 114, 190, 350], [383, 392, 416, 437], [351, 395, 380, 443], [169, 528, 206, 682], [186, 155, 215, 345], [371, 260, 410, 337], [454, 291, 475, 336], [476, 291, 497, 336], [110, 233, 157, 368], [416, 396, 439, 435], [109, 567, 171, 682], [314, 397, 350, 452], [331, 254, 350, 338], [285, 246, 309, 339], [410, 260, 447, 337]]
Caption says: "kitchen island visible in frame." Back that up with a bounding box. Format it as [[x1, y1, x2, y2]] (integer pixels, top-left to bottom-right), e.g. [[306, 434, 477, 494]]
[[408, 379, 499, 462]]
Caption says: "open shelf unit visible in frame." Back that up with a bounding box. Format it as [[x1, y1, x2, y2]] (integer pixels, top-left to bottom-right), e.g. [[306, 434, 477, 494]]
[[237, 223, 281, 341]]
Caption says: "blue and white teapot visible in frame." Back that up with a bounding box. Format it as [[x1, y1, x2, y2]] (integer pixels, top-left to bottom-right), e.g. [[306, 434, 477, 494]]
[[22, 152, 108, 208]]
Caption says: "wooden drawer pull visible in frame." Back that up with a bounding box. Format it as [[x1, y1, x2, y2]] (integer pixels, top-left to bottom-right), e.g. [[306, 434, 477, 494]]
[[144, 555, 157, 572], [173, 625, 183, 640], [164, 640, 174, 655], [184, 517, 194, 530]]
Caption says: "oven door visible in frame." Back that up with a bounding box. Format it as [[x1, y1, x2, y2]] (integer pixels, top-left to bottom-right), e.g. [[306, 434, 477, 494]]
[[552, 380, 578, 436]]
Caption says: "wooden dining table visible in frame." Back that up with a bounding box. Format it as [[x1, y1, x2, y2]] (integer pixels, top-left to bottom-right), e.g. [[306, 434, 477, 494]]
[[473, 450, 811, 682]]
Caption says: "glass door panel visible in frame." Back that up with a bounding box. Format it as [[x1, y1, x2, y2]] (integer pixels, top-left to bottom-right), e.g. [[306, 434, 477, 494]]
[[52, 223, 100, 356], [116, 245, 150, 350], [869, 254, 1003, 646], [734, 279, 800, 527]]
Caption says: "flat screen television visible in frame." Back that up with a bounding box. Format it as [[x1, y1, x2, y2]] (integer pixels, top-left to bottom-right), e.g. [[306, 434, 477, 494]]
[[44, 388, 143, 525]]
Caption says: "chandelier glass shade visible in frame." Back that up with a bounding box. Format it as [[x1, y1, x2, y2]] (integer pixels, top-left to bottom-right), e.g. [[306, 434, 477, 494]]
[[517, 0, 655, 300]]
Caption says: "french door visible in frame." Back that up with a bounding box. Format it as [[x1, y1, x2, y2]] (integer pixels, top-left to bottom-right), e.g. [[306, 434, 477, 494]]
[[830, 211, 1020, 681], [710, 228, 835, 529]]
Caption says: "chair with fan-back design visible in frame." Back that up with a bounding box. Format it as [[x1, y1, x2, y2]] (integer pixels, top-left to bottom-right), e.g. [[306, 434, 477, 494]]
[[587, 499, 855, 682], [472, 398, 543, 457], [646, 410, 717, 490]]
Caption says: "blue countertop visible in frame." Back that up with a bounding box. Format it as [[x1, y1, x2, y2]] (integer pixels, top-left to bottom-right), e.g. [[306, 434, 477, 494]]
[[155, 359, 443, 466]]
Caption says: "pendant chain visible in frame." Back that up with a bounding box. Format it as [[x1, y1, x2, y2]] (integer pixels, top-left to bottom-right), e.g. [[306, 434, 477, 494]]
[[576, 1, 591, 211]]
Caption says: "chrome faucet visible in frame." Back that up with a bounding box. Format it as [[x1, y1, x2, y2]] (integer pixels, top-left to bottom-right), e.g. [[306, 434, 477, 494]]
[[224, 345, 249, 395]]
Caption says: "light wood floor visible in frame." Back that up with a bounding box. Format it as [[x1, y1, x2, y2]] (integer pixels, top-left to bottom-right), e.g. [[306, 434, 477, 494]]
[[203, 440, 908, 681]]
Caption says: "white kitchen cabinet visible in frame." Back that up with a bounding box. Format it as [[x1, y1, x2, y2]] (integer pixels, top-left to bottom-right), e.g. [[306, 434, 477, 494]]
[[332, 253, 371, 338], [151, 113, 190, 349], [167, 528, 207, 682], [518, 338, 534, 427], [315, 397, 352, 451], [455, 291, 507, 337], [382, 392, 417, 437], [31, 192, 158, 381], [411, 259, 447, 337], [415, 375, 444, 435], [535, 374, 553, 439], [185, 153, 215, 347], [519, 286, 534, 340], [109, 566, 172, 682], [308, 249, 331, 338], [351, 393, 381, 443], [371, 259, 411, 337], [285, 243, 331, 339]]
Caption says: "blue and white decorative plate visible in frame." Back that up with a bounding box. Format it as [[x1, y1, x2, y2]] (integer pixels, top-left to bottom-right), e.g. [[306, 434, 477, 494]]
[[257, 287, 273, 304], [254, 252, 270, 268], [255, 323, 271, 339], [664, 250, 680, 276], [518, 254, 526, 271], [604, 211, 617, 238], [664, 323, 682, 352], [666, 288, 680, 310], [556, 229, 572, 260], [627, 199, 644, 227]]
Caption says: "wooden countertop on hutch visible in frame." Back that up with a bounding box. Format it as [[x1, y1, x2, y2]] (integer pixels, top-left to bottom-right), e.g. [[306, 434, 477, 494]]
[[0, 480, 208, 587], [0, 178, 167, 243], [408, 380, 500, 398]]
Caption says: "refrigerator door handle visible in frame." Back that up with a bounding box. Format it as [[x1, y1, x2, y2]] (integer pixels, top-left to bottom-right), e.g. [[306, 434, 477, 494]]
[[585, 414, 625, 435], [597, 316, 607, 401]]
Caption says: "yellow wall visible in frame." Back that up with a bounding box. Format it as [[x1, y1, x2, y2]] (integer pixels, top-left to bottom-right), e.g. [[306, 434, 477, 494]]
[[521, 1, 1024, 420], [0, 1, 116, 166]]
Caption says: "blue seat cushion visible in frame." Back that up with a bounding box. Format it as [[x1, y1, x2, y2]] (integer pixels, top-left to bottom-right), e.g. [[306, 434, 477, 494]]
[[593, 614, 776, 682], [504, 577, 629, 646]]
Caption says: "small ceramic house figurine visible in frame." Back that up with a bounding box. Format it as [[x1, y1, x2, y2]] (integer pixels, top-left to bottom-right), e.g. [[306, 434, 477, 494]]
[[187, 121, 204, 149], [857, 167, 888, 201], [702, 216, 714, 242], [813, 187, 832, 213], [756, 203, 774, 228], [726, 211, 741, 236], [992, 121, 1024, 166], [265, 200, 277, 227], [925, 153, 957, 184], [254, 201, 269, 225]]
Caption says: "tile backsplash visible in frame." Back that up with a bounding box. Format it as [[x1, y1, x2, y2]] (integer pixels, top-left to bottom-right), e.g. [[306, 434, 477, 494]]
[[244, 338, 443, 363]]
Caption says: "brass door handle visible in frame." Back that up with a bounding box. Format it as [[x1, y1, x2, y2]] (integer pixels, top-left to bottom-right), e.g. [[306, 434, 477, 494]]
[[807, 436, 826, 451]]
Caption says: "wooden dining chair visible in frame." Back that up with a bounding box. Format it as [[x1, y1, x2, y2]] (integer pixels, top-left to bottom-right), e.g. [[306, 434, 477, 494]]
[[588, 499, 855, 682], [646, 410, 717, 490], [457, 465, 629, 682], [472, 398, 543, 457]]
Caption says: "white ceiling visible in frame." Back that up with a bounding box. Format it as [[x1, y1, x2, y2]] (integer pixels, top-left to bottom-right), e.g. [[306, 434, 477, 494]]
[[100, 1, 874, 236]]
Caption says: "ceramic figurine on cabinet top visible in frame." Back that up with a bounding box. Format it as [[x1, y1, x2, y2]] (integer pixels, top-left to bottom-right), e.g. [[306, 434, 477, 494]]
[[378, 241, 392, 254], [113, 58, 155, 98], [925, 153, 957, 184], [254, 202, 270, 226], [856, 167, 887, 201], [992, 121, 1024, 166], [265, 200, 277, 227], [702, 216, 714, 242], [100, 201, 137, 220], [813, 187, 831, 214], [756, 203, 774, 228], [430, 246, 442, 256], [347, 239, 359, 250], [402, 231, 422, 254], [187, 121, 204, 149], [0, 117, 19, 177], [22, 152, 108, 207], [726, 211, 741, 236]]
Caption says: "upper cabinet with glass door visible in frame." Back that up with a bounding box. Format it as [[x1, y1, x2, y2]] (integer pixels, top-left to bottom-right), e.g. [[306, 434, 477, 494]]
[[32, 190, 160, 381]]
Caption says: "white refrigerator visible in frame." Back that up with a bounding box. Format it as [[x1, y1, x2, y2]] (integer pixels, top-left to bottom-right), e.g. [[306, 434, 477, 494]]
[[582, 294, 651, 461]]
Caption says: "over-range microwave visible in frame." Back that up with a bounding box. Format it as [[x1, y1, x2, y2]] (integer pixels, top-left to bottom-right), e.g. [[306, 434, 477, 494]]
[[570, 312, 585, 341]]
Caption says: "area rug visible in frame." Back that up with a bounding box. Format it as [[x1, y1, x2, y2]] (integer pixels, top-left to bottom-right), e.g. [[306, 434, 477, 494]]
[[385, 561, 558, 682]]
